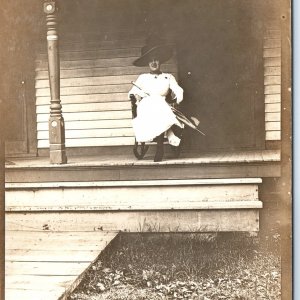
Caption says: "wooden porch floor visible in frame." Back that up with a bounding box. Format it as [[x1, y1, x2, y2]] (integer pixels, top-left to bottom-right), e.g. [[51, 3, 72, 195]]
[[5, 149, 280, 168], [5, 229, 119, 300]]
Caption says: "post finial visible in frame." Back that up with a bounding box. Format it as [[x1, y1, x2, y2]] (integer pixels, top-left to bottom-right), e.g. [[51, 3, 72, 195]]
[[44, 2, 56, 14]]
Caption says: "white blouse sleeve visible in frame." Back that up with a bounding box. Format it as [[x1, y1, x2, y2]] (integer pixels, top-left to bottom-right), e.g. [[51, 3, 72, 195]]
[[128, 74, 148, 99], [169, 74, 184, 104]]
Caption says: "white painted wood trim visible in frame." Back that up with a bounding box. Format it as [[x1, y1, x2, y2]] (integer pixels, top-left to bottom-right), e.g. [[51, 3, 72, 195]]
[[5, 178, 262, 189], [6, 200, 263, 212]]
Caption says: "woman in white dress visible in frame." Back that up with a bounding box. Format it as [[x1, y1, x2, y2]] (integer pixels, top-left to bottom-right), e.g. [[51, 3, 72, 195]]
[[128, 38, 184, 162]]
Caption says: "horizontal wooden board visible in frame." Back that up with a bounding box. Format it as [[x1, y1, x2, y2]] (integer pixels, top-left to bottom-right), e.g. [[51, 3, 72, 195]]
[[36, 47, 141, 62], [37, 136, 135, 148], [6, 230, 117, 249], [264, 57, 281, 67], [265, 121, 281, 131], [36, 74, 140, 89], [36, 93, 129, 105], [265, 94, 281, 103], [263, 48, 281, 58], [6, 210, 260, 232], [6, 178, 262, 189], [5, 274, 77, 290], [6, 261, 90, 276], [36, 110, 132, 122], [265, 103, 281, 113], [264, 84, 281, 95], [39, 38, 145, 52], [58, 29, 146, 41], [35, 65, 177, 80], [264, 29, 281, 39], [37, 128, 134, 139], [5, 289, 65, 300], [266, 131, 281, 140], [35, 56, 176, 71], [5, 184, 260, 210], [6, 249, 99, 262], [59, 38, 146, 51], [264, 75, 281, 85], [36, 83, 132, 97], [264, 66, 281, 76], [36, 101, 131, 114], [263, 38, 281, 49], [6, 201, 263, 212], [265, 112, 281, 122], [37, 119, 133, 130], [6, 238, 110, 251]]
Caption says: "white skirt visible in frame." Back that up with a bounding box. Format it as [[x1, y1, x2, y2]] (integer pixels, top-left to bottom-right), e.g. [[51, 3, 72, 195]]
[[132, 95, 182, 144]]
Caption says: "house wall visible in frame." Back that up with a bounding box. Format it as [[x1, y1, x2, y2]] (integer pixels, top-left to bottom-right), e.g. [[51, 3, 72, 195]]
[[35, 35, 178, 149], [35, 0, 269, 152], [264, 21, 281, 143]]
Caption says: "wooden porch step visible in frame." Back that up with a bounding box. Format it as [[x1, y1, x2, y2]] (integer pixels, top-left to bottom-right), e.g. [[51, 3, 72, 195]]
[[6, 210, 260, 232], [5, 150, 281, 183], [6, 178, 262, 188], [5, 178, 262, 212], [6, 177, 262, 232]]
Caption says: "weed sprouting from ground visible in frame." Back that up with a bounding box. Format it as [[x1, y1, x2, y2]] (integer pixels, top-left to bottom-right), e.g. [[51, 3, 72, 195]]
[[69, 232, 281, 300]]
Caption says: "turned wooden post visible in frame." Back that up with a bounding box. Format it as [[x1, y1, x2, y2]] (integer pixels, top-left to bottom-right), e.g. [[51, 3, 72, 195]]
[[44, 1, 67, 164]]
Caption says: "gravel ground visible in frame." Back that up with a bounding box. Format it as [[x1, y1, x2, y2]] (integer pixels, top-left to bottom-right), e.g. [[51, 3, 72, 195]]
[[68, 231, 281, 300]]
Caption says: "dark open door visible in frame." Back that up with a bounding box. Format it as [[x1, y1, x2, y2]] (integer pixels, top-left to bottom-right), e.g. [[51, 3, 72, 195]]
[[175, 1, 265, 151], [1, 2, 39, 157], [4, 74, 28, 155], [3, 53, 37, 157], [141, 0, 265, 151]]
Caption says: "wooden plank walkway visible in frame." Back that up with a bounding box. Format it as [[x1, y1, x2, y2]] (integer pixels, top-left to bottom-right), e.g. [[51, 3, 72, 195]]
[[5, 229, 119, 300]]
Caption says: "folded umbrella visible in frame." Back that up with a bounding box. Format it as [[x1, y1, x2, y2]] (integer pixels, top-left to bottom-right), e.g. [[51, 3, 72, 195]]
[[131, 81, 206, 136]]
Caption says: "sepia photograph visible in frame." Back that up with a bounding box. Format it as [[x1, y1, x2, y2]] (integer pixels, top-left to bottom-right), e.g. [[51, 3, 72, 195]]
[[0, 0, 292, 299]]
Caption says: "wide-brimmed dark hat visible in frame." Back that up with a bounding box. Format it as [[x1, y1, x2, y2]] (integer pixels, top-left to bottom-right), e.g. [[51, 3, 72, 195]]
[[133, 37, 174, 67]]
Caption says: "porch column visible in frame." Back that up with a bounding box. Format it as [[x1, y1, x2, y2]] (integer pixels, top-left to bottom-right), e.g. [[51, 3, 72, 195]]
[[44, 1, 67, 164]]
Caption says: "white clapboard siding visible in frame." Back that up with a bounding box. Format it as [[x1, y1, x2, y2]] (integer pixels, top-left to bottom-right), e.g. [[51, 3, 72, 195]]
[[36, 102, 131, 114], [36, 93, 129, 105], [35, 65, 177, 80], [35, 34, 178, 148], [264, 23, 281, 141], [37, 128, 134, 139], [265, 112, 281, 122], [35, 56, 176, 71], [36, 48, 142, 62], [37, 110, 132, 122], [38, 137, 135, 148], [35, 74, 140, 89], [37, 119, 133, 131]]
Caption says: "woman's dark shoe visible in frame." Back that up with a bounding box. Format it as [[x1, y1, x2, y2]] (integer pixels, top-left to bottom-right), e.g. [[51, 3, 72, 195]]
[[154, 146, 164, 162], [171, 144, 181, 158], [154, 133, 164, 162]]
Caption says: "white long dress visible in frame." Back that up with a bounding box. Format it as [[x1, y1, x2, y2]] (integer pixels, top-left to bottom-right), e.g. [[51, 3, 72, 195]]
[[128, 73, 184, 146]]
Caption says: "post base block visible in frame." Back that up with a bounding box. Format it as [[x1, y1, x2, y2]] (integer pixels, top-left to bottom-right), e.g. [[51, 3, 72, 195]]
[[49, 117, 67, 164]]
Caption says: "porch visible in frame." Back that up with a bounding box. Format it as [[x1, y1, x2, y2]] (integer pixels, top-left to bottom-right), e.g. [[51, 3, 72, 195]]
[[5, 149, 280, 232], [5, 149, 280, 299]]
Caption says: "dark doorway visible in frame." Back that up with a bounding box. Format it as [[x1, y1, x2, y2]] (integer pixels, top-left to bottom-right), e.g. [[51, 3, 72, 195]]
[[137, 0, 265, 151]]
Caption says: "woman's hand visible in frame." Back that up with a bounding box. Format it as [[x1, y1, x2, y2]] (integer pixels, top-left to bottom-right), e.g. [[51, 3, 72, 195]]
[[135, 94, 142, 103]]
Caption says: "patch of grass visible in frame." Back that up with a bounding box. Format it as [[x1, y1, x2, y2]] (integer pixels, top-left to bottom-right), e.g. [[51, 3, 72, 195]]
[[68, 232, 281, 300]]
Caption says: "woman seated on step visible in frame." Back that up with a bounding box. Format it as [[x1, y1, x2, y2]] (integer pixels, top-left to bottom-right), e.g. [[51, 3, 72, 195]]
[[128, 37, 184, 162]]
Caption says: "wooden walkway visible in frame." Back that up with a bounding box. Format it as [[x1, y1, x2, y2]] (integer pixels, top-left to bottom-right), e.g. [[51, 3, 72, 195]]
[[5, 228, 119, 300]]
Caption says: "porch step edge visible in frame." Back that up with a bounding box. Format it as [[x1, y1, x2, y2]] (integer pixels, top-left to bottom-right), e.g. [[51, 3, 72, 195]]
[[6, 200, 263, 211], [5, 178, 262, 189]]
